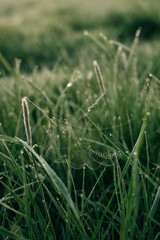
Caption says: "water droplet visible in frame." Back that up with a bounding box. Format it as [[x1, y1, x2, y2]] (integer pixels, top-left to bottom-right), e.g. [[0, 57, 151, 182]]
[[57, 135, 59, 138], [126, 151, 129, 154], [67, 82, 72, 88], [83, 30, 89, 36], [133, 152, 137, 156], [109, 133, 112, 136], [149, 73, 152, 77], [88, 109, 90, 112], [146, 112, 151, 116]]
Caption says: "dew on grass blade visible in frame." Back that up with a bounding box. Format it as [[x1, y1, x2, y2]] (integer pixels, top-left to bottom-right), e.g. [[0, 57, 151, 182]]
[[67, 82, 72, 88], [83, 30, 89, 36]]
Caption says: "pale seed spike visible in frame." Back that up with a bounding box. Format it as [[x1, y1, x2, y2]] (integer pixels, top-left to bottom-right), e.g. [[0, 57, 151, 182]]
[[22, 97, 32, 146], [93, 60, 105, 93]]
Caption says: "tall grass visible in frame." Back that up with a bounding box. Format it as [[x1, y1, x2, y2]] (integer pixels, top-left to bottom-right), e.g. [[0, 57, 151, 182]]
[[0, 25, 160, 240]]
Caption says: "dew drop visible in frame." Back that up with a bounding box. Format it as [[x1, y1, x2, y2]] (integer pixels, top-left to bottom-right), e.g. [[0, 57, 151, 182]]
[[88, 109, 91, 112], [83, 30, 89, 36], [67, 82, 72, 88], [146, 112, 151, 116]]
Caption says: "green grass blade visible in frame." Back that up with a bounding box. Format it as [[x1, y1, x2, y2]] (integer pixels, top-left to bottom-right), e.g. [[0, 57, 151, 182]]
[[150, 187, 160, 218], [15, 137, 79, 220], [0, 227, 27, 240], [90, 120, 146, 239], [0, 180, 25, 208]]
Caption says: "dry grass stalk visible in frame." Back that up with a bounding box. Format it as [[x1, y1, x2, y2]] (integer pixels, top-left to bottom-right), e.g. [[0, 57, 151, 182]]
[[93, 60, 105, 93], [22, 97, 32, 146]]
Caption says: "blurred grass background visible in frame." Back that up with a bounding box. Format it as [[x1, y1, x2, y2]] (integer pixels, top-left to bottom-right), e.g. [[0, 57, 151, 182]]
[[0, 0, 160, 74]]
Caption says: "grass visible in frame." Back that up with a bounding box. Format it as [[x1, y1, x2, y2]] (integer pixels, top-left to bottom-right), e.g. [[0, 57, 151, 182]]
[[0, 0, 160, 239]]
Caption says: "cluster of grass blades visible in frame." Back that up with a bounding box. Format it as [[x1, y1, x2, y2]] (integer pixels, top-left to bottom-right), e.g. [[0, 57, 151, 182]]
[[0, 30, 160, 239]]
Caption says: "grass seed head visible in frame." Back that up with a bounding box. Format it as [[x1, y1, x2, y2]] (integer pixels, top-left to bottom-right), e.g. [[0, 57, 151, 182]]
[[22, 97, 32, 146], [93, 60, 105, 93]]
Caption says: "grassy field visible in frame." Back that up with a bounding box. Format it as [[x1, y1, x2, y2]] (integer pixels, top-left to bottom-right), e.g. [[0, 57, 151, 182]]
[[0, 0, 160, 239]]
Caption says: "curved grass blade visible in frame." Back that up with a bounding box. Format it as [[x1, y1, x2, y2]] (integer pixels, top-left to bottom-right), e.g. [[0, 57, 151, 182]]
[[15, 137, 79, 220], [0, 227, 27, 240]]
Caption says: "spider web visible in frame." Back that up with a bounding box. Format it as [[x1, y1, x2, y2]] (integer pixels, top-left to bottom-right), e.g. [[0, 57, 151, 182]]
[[38, 109, 122, 170]]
